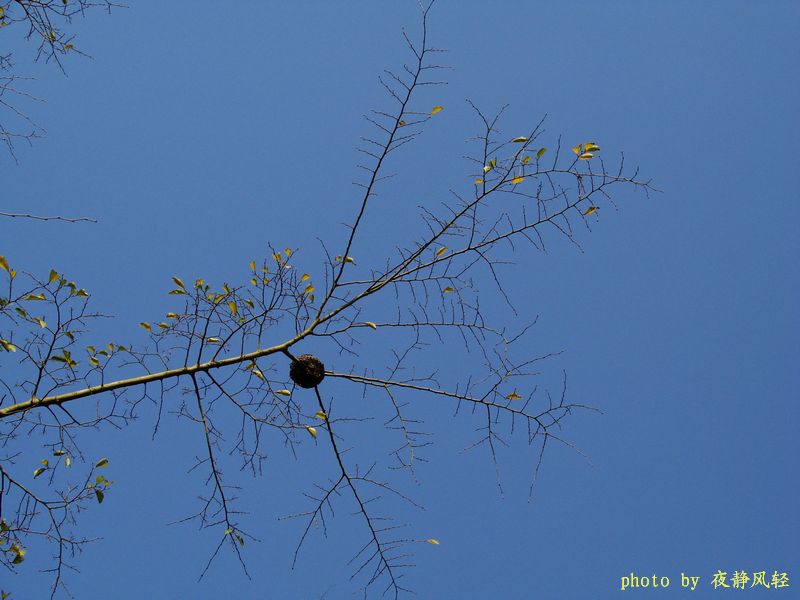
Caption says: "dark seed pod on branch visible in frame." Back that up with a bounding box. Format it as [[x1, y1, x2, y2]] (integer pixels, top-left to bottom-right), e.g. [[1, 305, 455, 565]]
[[289, 354, 325, 389]]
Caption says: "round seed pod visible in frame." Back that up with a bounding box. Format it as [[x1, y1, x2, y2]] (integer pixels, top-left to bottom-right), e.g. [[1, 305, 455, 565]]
[[289, 354, 325, 389]]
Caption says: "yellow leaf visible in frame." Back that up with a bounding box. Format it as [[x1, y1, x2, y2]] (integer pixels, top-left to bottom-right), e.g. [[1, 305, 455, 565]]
[[65, 456, 71, 467], [398, 119, 406, 126], [430, 105, 443, 115], [172, 276, 186, 290], [579, 152, 594, 160], [301, 273, 310, 282], [0, 339, 17, 352], [24, 293, 46, 301], [584, 142, 600, 152], [64, 43, 74, 51], [425, 538, 440, 545], [345, 256, 355, 263], [442, 286, 455, 293], [512, 136, 528, 143], [435, 247, 447, 257], [229, 301, 238, 316], [506, 392, 522, 400], [36, 318, 46, 328], [95, 458, 109, 468], [139, 322, 152, 331], [48, 30, 56, 42], [284, 247, 292, 257], [571, 144, 583, 155], [315, 410, 328, 420], [483, 165, 492, 174], [521, 156, 532, 165], [48, 269, 59, 283], [0, 256, 8, 272], [249, 260, 256, 272], [275, 389, 292, 396], [583, 206, 598, 216], [304, 284, 315, 295], [306, 426, 318, 439], [34, 467, 46, 478], [365, 321, 378, 329], [166, 312, 178, 319], [511, 175, 524, 185], [536, 147, 547, 158], [474, 178, 484, 184]]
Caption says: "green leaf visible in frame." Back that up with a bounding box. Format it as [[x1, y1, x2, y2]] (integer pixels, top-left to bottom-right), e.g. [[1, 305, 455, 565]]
[[33, 467, 46, 478], [536, 147, 547, 158], [95, 458, 109, 468], [95, 489, 104, 504], [0, 339, 16, 353], [521, 156, 531, 165], [306, 426, 318, 439], [24, 293, 46, 301], [172, 276, 186, 290], [512, 136, 528, 143], [48, 269, 59, 283], [236, 534, 245, 547]]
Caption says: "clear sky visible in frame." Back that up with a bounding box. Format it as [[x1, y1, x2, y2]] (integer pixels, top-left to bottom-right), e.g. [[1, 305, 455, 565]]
[[2, 1, 798, 599]]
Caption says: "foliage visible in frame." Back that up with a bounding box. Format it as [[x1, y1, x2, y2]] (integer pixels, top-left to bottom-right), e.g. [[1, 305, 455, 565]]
[[0, 2, 654, 598]]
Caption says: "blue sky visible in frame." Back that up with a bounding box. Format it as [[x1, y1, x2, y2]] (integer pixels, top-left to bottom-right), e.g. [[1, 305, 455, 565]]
[[2, 1, 798, 599]]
